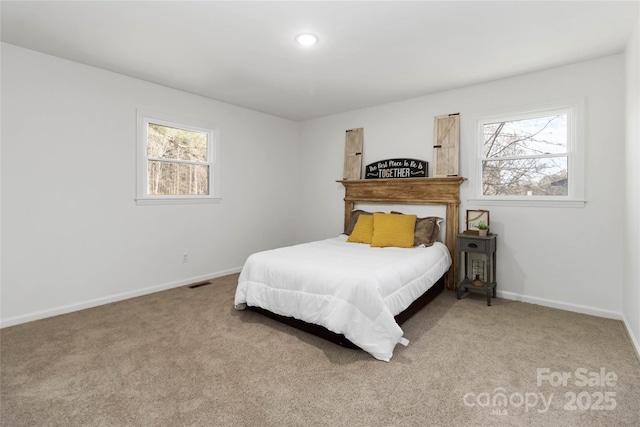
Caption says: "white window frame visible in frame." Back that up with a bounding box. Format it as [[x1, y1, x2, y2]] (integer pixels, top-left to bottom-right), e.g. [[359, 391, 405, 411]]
[[468, 99, 585, 208], [136, 110, 220, 205]]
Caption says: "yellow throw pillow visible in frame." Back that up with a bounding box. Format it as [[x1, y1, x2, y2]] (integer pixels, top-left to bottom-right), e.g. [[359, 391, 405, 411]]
[[371, 212, 417, 248], [347, 214, 374, 244]]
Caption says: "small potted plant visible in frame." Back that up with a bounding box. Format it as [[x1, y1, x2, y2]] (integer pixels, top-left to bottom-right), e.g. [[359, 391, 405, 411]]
[[477, 221, 489, 237]]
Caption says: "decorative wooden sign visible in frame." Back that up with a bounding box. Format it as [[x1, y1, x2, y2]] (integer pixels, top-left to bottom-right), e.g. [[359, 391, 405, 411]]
[[433, 113, 460, 177], [343, 128, 363, 180], [465, 209, 490, 234], [365, 158, 428, 179]]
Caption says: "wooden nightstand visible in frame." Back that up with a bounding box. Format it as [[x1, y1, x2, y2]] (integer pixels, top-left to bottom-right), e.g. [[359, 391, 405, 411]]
[[456, 233, 497, 306]]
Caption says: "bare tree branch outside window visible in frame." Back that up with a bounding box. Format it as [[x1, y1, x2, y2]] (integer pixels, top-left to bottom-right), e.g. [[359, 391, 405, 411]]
[[147, 123, 209, 196], [482, 114, 568, 196]]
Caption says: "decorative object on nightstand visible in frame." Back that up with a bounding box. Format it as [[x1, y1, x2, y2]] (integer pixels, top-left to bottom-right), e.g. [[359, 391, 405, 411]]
[[465, 209, 490, 235], [457, 233, 497, 306], [471, 260, 485, 286], [476, 221, 489, 237]]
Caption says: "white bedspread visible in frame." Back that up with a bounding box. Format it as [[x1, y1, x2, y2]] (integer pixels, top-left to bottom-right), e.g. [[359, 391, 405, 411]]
[[234, 235, 451, 361]]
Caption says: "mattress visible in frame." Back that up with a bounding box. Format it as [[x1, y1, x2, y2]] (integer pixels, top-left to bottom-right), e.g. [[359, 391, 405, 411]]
[[234, 235, 452, 361]]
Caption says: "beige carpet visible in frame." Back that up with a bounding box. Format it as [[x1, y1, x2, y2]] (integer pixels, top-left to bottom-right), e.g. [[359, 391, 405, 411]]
[[2, 273, 639, 426]]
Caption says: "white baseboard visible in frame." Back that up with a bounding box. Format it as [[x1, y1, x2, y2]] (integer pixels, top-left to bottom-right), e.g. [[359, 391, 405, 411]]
[[498, 290, 640, 361], [622, 315, 640, 363], [0, 267, 243, 329], [497, 290, 623, 320]]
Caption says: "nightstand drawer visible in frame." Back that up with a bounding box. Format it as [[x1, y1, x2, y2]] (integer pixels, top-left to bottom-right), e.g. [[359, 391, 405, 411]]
[[458, 237, 487, 253]]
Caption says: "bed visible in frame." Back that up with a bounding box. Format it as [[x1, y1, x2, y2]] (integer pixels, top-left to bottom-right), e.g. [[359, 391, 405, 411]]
[[234, 177, 465, 361]]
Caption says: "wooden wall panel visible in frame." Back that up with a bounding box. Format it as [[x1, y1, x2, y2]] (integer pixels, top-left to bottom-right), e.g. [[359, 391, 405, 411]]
[[433, 114, 460, 177], [343, 128, 363, 180]]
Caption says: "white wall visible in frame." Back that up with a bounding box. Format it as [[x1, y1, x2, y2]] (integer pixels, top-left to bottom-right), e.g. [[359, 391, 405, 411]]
[[297, 55, 626, 319], [624, 21, 640, 357], [1, 43, 299, 326]]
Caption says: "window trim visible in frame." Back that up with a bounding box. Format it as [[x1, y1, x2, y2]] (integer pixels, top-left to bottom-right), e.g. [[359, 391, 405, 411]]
[[135, 110, 221, 205], [468, 98, 585, 208]]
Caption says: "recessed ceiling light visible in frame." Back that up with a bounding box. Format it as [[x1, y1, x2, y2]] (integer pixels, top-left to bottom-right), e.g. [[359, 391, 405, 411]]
[[295, 33, 319, 46]]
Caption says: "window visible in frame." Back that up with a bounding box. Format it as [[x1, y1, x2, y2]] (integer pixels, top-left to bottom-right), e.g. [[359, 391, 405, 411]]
[[136, 111, 220, 205], [472, 100, 584, 207]]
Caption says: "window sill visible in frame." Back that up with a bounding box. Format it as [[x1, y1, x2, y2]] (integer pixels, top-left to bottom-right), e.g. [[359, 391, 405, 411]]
[[467, 199, 585, 208], [135, 197, 222, 206]]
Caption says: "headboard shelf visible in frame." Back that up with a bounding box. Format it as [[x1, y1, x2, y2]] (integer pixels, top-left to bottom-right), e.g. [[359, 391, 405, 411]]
[[338, 177, 466, 290]]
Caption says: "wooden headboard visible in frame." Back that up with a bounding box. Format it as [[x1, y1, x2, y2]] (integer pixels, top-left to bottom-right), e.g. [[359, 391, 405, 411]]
[[338, 177, 466, 291]]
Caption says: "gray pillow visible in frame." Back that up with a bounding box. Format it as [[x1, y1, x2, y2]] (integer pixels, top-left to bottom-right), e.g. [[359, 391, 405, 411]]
[[391, 211, 441, 247], [345, 210, 372, 235], [414, 217, 441, 247]]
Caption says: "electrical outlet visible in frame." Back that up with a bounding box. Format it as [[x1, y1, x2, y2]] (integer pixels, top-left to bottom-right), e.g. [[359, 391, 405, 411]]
[[182, 253, 188, 263]]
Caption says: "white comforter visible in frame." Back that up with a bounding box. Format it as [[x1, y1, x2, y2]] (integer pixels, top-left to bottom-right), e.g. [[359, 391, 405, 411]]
[[234, 236, 451, 361]]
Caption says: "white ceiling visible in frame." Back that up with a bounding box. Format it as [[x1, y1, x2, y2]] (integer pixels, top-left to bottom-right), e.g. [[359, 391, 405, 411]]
[[2, 1, 638, 121]]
